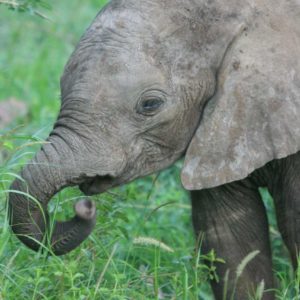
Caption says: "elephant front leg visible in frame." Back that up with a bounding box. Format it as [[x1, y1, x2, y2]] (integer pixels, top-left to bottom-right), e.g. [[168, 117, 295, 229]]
[[191, 180, 274, 300], [271, 151, 300, 269]]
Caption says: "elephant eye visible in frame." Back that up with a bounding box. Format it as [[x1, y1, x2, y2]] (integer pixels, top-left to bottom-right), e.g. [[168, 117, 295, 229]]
[[137, 97, 164, 116]]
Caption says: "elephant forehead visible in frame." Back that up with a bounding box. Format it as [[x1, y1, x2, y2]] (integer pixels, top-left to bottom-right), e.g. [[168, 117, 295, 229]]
[[64, 52, 166, 92], [61, 21, 169, 97], [61, 53, 168, 110]]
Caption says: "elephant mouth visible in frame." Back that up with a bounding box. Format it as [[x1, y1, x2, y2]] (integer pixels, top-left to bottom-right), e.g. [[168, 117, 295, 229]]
[[79, 175, 116, 195]]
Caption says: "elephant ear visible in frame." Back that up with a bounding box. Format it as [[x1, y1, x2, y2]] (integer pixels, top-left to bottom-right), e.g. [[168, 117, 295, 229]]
[[181, 19, 300, 190]]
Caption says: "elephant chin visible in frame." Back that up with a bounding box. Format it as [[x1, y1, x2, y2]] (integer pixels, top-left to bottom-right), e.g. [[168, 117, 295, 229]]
[[79, 175, 116, 196]]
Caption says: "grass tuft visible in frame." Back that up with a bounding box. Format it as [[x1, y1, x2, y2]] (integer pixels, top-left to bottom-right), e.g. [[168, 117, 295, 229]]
[[133, 236, 175, 253]]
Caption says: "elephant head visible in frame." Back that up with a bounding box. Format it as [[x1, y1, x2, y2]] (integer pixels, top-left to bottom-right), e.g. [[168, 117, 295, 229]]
[[9, 0, 300, 255]]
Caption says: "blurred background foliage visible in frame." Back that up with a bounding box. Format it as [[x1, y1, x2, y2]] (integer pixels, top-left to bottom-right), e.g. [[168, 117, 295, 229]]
[[0, 0, 51, 19]]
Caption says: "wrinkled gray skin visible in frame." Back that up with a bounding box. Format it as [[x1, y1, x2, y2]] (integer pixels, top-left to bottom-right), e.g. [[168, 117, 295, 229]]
[[9, 0, 300, 299]]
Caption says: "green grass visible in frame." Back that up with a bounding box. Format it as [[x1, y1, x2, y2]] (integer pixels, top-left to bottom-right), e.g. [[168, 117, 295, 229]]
[[0, 1, 299, 299]]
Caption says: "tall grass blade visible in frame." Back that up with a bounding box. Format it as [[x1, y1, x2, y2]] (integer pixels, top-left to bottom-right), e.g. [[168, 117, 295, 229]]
[[236, 250, 260, 280], [231, 250, 260, 300], [255, 280, 265, 300]]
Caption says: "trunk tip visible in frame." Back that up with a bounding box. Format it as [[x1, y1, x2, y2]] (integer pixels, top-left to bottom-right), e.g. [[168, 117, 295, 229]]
[[75, 199, 96, 221]]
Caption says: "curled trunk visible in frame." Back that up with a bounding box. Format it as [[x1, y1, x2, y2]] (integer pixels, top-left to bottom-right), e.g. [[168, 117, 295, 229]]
[[8, 134, 96, 255]]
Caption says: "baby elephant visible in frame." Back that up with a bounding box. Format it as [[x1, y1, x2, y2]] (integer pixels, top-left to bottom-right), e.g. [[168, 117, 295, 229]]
[[8, 0, 300, 299]]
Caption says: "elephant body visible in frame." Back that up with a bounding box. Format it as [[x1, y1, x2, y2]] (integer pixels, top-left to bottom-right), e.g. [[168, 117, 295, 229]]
[[9, 0, 300, 299]]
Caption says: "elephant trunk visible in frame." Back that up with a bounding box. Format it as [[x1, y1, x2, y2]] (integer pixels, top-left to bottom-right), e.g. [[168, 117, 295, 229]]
[[8, 132, 96, 255]]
